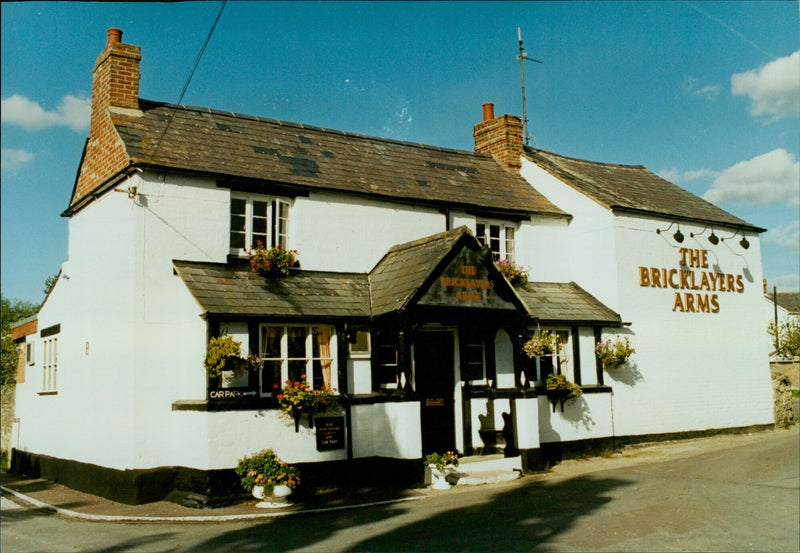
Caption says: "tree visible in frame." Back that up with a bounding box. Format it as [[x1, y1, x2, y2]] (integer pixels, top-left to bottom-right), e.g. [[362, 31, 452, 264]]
[[1, 295, 39, 389], [768, 317, 800, 359], [43, 273, 58, 298]]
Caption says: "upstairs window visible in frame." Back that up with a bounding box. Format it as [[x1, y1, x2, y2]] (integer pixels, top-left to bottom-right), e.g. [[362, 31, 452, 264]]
[[230, 195, 290, 255], [476, 221, 516, 261], [42, 337, 57, 393]]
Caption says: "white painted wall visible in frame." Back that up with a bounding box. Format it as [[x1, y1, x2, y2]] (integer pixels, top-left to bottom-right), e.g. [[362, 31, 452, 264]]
[[351, 402, 422, 459], [538, 393, 614, 443]]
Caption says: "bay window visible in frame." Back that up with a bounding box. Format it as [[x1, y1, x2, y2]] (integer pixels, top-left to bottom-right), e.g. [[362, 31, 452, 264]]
[[230, 194, 291, 255], [258, 325, 336, 397]]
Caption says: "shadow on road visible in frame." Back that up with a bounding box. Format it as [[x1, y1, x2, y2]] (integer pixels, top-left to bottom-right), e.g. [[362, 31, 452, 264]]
[[184, 473, 631, 552]]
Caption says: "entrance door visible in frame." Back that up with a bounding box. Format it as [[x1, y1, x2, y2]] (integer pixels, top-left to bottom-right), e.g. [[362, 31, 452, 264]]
[[415, 330, 456, 456]]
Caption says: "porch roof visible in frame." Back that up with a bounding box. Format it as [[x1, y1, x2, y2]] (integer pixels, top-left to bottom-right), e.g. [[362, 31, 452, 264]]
[[515, 281, 622, 326]]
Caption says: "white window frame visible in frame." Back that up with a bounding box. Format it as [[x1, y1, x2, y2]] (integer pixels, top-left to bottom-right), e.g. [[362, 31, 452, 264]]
[[42, 337, 57, 392], [476, 220, 517, 262], [229, 194, 291, 256], [26, 341, 35, 365], [348, 330, 371, 359], [258, 324, 338, 397]]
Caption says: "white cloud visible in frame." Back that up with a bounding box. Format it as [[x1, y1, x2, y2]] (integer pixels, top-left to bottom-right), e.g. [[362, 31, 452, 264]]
[[658, 167, 718, 184], [702, 148, 800, 206], [769, 273, 800, 293], [694, 85, 721, 101], [1, 93, 90, 131], [763, 220, 800, 253], [732, 50, 800, 122], [1, 148, 35, 171]]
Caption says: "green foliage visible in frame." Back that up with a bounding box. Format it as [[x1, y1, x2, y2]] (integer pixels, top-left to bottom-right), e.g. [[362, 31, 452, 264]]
[[545, 373, 583, 401], [768, 317, 800, 359], [1, 449, 8, 471], [43, 274, 58, 298], [424, 451, 459, 472], [494, 258, 528, 285], [204, 335, 242, 379], [595, 336, 636, 368], [235, 449, 300, 492], [248, 242, 298, 278], [277, 377, 338, 418], [523, 330, 556, 357], [1, 295, 39, 390]]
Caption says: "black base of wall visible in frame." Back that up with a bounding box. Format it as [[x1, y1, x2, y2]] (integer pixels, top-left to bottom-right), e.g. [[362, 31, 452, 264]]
[[11, 449, 424, 507]]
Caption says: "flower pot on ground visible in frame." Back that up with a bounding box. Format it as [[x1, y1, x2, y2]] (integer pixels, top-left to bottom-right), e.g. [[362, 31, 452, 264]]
[[235, 449, 300, 505], [248, 242, 298, 278], [595, 336, 635, 369], [425, 452, 459, 489]]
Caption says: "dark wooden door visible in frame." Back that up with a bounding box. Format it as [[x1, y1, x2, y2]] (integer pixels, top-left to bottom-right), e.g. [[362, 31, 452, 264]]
[[415, 330, 456, 456]]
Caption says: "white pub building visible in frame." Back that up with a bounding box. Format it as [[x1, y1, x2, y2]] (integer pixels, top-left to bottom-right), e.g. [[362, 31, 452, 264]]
[[11, 29, 774, 505]]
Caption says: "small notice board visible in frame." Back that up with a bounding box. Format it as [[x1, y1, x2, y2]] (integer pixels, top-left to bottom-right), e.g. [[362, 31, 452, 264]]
[[315, 416, 345, 451]]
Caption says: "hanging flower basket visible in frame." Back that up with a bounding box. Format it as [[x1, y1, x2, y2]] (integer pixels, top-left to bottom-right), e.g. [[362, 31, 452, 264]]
[[523, 330, 556, 357], [205, 336, 261, 381], [277, 376, 339, 431], [595, 336, 635, 369], [545, 373, 582, 412], [248, 242, 298, 278]]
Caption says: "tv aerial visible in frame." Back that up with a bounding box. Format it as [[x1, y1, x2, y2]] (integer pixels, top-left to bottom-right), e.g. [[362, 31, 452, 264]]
[[517, 27, 542, 146]]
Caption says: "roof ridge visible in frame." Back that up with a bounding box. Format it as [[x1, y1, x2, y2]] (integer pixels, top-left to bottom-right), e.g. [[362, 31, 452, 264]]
[[138, 98, 489, 159], [384, 226, 470, 254], [525, 145, 646, 170]]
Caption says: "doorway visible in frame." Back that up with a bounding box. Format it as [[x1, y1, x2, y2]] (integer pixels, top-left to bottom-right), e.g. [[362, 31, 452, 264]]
[[415, 330, 456, 456]]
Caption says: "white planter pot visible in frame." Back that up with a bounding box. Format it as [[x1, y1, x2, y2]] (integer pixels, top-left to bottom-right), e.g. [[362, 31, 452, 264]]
[[252, 483, 293, 509], [429, 465, 451, 490], [252, 484, 266, 500]]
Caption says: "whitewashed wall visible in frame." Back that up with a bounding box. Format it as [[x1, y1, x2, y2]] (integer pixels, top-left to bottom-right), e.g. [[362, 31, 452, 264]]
[[351, 402, 422, 459]]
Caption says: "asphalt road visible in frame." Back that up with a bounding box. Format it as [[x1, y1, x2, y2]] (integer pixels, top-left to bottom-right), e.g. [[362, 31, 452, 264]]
[[2, 428, 798, 553]]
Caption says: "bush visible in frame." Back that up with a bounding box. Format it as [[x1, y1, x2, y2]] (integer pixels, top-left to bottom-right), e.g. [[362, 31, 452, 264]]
[[235, 449, 300, 493]]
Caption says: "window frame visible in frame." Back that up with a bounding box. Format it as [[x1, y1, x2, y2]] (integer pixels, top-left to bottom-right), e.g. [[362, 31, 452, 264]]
[[257, 324, 337, 398], [476, 220, 517, 262], [42, 336, 58, 393], [525, 327, 572, 385], [229, 194, 291, 256]]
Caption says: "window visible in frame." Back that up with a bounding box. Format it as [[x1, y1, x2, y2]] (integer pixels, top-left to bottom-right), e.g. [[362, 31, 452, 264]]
[[258, 325, 336, 397], [26, 342, 34, 365], [42, 337, 57, 392], [461, 329, 486, 382], [523, 328, 571, 385], [476, 221, 516, 261], [372, 328, 399, 389], [230, 195, 291, 255], [348, 329, 371, 358]]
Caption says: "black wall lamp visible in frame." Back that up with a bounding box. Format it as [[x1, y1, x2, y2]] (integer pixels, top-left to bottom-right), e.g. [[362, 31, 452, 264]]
[[721, 229, 750, 250], [656, 221, 684, 244], [690, 226, 719, 245]]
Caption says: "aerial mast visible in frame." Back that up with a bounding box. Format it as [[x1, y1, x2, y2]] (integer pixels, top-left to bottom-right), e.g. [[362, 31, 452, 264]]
[[517, 27, 542, 146]]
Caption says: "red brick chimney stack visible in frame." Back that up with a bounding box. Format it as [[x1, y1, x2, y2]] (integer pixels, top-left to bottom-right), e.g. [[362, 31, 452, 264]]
[[69, 29, 142, 210], [473, 103, 523, 173]]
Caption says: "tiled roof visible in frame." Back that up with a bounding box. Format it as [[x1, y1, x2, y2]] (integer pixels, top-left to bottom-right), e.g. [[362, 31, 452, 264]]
[[369, 227, 468, 316], [524, 147, 763, 232], [515, 281, 622, 325], [111, 100, 566, 217], [172, 260, 371, 318], [768, 291, 800, 314]]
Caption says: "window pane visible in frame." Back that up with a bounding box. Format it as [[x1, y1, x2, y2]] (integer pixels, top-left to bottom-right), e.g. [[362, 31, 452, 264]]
[[287, 327, 306, 359], [312, 327, 332, 358], [231, 198, 246, 216], [277, 201, 289, 248], [476, 223, 486, 244], [288, 360, 306, 383], [505, 226, 515, 261], [350, 331, 370, 353], [260, 326, 282, 358], [261, 361, 281, 393], [313, 359, 333, 390]]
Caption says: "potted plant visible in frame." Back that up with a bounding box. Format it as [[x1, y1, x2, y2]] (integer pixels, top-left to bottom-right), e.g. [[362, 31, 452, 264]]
[[545, 373, 582, 412], [424, 451, 459, 490], [523, 329, 556, 357], [595, 336, 635, 369], [248, 241, 298, 278], [235, 449, 300, 507], [277, 376, 339, 431], [494, 258, 529, 285], [204, 336, 261, 388]]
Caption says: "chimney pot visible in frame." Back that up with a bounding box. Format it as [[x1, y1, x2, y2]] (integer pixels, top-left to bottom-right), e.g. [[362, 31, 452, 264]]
[[106, 28, 123, 48], [482, 103, 495, 121]]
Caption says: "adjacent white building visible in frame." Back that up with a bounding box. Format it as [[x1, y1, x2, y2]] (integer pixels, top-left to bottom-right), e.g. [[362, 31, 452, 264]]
[[11, 29, 775, 505]]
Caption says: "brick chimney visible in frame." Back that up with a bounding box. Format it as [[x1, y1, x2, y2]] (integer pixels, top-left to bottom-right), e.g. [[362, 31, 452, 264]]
[[68, 28, 141, 212], [473, 103, 523, 172]]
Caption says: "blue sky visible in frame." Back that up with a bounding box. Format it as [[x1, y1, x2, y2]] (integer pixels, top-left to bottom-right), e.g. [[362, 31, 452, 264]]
[[2, 1, 798, 304]]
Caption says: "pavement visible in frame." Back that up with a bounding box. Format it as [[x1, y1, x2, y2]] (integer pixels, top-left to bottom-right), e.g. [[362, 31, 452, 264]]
[[2, 423, 798, 523]]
